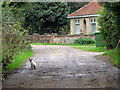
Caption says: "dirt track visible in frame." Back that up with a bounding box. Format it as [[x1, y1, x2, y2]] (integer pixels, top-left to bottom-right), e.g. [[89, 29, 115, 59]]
[[3, 45, 118, 88]]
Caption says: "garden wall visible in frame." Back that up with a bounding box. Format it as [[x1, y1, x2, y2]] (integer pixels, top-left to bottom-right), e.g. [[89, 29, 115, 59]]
[[24, 34, 95, 44]]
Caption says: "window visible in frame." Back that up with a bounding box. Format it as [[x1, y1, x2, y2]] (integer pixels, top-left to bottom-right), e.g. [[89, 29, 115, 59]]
[[94, 19, 96, 22], [90, 18, 96, 34], [75, 19, 80, 24], [91, 19, 93, 22], [90, 18, 96, 23]]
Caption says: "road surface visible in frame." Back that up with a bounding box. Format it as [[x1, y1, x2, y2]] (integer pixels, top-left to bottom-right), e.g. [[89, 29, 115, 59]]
[[3, 45, 118, 88]]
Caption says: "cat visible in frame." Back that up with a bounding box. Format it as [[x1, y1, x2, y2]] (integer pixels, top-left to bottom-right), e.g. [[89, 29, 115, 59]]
[[29, 58, 36, 70]]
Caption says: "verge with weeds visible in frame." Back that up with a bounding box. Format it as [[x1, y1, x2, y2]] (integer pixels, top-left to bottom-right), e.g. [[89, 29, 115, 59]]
[[103, 49, 120, 68], [7, 46, 33, 71]]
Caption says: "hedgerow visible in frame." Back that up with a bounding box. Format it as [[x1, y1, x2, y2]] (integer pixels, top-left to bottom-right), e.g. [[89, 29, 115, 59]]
[[2, 2, 30, 72]]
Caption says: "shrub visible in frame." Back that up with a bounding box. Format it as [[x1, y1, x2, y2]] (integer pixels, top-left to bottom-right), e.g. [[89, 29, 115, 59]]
[[75, 37, 95, 44], [58, 25, 70, 35]]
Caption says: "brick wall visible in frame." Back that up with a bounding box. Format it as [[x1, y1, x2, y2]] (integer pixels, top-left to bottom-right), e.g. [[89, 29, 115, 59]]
[[24, 34, 95, 44]]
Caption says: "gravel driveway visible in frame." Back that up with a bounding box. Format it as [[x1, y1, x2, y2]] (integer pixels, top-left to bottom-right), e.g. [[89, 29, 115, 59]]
[[3, 45, 118, 88]]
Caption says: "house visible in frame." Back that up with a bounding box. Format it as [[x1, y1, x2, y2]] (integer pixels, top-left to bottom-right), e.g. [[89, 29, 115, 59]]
[[67, 1, 102, 35]]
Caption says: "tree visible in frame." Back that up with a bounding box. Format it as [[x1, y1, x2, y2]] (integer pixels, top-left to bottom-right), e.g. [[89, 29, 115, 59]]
[[24, 2, 70, 35], [98, 2, 120, 49], [67, 2, 88, 14]]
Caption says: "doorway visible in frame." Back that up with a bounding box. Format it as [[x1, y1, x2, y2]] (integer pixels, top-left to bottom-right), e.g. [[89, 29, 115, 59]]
[[83, 19, 86, 34]]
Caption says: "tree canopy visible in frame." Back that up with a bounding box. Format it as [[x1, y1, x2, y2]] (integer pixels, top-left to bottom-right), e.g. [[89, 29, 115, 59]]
[[67, 2, 88, 13], [24, 2, 70, 35]]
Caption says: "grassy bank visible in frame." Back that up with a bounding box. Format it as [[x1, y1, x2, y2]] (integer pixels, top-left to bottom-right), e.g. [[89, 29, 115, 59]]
[[7, 47, 33, 71]]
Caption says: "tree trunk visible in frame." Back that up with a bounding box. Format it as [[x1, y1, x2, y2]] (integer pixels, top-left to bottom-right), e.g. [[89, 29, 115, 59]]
[[50, 27, 52, 34]]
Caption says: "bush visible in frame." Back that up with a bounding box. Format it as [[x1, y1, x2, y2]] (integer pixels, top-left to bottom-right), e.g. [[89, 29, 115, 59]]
[[75, 37, 95, 44]]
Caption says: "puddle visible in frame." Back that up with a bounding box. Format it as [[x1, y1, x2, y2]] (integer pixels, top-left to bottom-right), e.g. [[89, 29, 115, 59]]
[[75, 74, 86, 78], [42, 76, 53, 79], [53, 77, 64, 81], [102, 62, 107, 65], [78, 63, 86, 66], [29, 75, 34, 77], [64, 59, 67, 60], [20, 70, 27, 74], [112, 67, 118, 71], [66, 74, 74, 77], [81, 55, 87, 57], [68, 72, 74, 74]]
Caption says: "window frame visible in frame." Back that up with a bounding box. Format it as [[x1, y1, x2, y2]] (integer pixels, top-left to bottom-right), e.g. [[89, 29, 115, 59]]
[[90, 18, 96, 34], [75, 19, 80, 24], [90, 18, 96, 23]]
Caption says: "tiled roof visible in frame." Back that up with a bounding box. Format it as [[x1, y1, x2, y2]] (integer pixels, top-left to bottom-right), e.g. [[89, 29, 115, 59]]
[[68, 1, 102, 17]]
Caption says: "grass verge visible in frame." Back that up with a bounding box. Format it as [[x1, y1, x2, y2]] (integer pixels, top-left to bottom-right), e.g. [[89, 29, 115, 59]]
[[7, 48, 33, 71], [31, 43, 105, 52], [31, 43, 81, 46], [103, 49, 120, 68], [72, 46, 106, 52]]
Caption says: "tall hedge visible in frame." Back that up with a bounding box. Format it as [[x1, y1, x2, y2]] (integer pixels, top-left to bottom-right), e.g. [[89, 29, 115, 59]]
[[98, 2, 120, 49]]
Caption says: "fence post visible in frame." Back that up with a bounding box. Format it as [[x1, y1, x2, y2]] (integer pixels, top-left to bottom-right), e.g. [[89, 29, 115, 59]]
[[33, 34, 38, 43], [36, 34, 39, 41], [33, 34, 35, 42], [51, 34, 54, 43], [44, 33, 47, 43]]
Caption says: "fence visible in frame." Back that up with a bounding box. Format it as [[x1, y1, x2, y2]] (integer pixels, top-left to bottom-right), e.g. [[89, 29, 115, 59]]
[[24, 34, 95, 44]]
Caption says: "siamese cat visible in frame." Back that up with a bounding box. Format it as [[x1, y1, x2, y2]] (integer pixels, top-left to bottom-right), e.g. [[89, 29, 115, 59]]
[[29, 58, 36, 70]]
